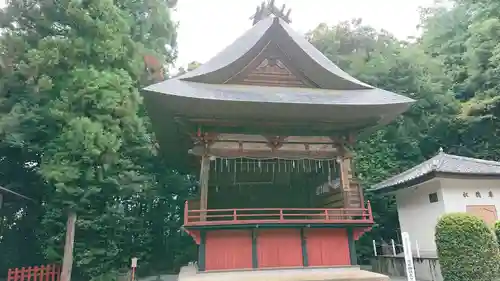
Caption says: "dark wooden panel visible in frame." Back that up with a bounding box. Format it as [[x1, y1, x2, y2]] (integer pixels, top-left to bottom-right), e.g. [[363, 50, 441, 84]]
[[225, 42, 317, 88], [239, 58, 308, 87]]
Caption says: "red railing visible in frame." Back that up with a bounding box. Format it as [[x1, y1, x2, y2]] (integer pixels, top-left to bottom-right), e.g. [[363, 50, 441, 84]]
[[7, 264, 60, 281], [184, 201, 373, 226]]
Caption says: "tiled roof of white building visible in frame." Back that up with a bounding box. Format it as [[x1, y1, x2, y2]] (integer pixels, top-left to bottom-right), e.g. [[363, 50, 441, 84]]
[[371, 148, 500, 192]]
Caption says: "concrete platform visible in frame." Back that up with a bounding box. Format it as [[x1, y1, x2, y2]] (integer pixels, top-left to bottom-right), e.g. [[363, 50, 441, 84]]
[[178, 265, 389, 281]]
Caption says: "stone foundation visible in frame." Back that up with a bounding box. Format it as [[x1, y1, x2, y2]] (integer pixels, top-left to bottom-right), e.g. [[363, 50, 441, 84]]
[[371, 255, 442, 281], [178, 265, 389, 281]]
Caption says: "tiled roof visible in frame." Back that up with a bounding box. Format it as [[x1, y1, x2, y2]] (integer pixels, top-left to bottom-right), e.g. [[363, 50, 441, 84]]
[[371, 149, 500, 192], [144, 80, 414, 106], [175, 16, 375, 90], [143, 16, 414, 107]]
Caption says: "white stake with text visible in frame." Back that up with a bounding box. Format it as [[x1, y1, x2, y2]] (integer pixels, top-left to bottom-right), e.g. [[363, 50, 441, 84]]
[[402, 232, 416, 281]]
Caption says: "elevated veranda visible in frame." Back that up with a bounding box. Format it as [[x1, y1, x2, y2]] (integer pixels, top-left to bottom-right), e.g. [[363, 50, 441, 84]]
[[185, 133, 368, 223], [183, 157, 372, 227], [184, 201, 373, 227]]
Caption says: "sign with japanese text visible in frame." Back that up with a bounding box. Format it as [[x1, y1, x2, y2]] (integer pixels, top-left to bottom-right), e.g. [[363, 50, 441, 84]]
[[402, 232, 416, 281]]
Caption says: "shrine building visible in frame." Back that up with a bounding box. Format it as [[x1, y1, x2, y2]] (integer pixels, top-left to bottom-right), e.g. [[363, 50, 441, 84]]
[[141, 2, 414, 281]]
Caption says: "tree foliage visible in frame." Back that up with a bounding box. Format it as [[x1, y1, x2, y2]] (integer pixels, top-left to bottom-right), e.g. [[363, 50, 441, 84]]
[[308, 0, 500, 260], [0, 0, 194, 279], [2, 0, 500, 277], [308, 19, 460, 258], [494, 221, 500, 247], [436, 213, 500, 281], [418, 0, 500, 160]]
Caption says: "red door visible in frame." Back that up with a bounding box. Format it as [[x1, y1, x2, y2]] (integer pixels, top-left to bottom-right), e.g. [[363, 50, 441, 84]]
[[257, 229, 303, 268], [205, 230, 253, 270], [306, 228, 350, 266]]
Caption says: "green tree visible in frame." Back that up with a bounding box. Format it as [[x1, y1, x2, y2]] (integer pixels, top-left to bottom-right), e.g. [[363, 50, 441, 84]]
[[0, 0, 193, 279], [436, 213, 500, 281], [418, 0, 500, 161], [308, 19, 460, 256], [418, 2, 471, 100], [494, 221, 500, 247]]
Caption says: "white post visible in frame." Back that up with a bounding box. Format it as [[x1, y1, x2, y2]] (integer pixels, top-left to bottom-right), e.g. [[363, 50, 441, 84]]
[[373, 240, 377, 256], [402, 232, 416, 281], [391, 239, 397, 256], [415, 240, 421, 258]]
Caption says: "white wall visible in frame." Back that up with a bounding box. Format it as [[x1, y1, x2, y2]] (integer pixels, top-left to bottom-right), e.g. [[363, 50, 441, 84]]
[[440, 177, 500, 215], [395, 179, 444, 255]]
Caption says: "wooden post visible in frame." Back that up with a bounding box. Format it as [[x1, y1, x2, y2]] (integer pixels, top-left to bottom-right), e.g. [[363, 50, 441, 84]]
[[60, 211, 76, 281], [199, 155, 210, 221], [336, 144, 350, 192], [336, 142, 357, 208], [338, 156, 349, 191]]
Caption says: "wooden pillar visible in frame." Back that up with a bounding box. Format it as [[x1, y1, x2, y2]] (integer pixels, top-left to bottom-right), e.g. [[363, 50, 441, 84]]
[[344, 156, 353, 181], [336, 142, 358, 208], [252, 229, 258, 269], [347, 228, 357, 265], [199, 154, 210, 221], [60, 211, 77, 281], [300, 228, 309, 267], [336, 143, 351, 191], [198, 230, 207, 271]]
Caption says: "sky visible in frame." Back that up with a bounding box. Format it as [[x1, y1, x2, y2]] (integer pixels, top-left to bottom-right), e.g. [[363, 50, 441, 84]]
[[0, 0, 436, 68], [172, 0, 436, 68]]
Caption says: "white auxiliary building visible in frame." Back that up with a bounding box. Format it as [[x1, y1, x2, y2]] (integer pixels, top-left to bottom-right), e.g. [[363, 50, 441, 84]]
[[372, 148, 500, 256]]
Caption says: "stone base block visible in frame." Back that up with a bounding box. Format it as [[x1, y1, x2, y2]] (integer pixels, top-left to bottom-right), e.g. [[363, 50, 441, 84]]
[[178, 265, 389, 281]]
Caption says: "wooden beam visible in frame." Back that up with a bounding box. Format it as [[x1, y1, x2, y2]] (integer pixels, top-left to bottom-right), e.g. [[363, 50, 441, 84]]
[[199, 154, 210, 221], [176, 115, 378, 137], [189, 145, 339, 159], [0, 185, 34, 201]]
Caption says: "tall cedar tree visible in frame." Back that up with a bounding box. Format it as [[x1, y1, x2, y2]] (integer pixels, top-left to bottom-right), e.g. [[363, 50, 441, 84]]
[[419, 0, 500, 160], [0, 0, 194, 279]]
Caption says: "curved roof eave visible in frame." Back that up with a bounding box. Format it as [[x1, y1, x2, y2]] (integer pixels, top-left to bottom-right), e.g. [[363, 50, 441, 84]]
[[143, 80, 414, 107], [277, 18, 373, 89], [175, 17, 273, 81], [142, 80, 415, 126], [175, 16, 374, 90]]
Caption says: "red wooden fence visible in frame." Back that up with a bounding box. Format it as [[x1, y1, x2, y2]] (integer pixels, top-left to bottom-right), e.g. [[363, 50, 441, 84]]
[[7, 264, 60, 281]]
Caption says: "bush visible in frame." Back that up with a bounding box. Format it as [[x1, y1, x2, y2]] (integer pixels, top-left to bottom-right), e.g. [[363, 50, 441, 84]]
[[435, 213, 500, 281], [494, 221, 500, 245]]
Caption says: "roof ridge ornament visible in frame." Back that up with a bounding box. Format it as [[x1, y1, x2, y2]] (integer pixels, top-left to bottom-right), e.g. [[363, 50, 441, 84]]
[[431, 147, 445, 168], [251, 0, 292, 25]]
